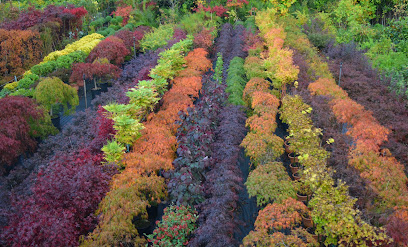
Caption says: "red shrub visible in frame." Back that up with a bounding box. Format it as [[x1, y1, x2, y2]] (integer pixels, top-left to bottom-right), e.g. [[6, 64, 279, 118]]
[[0, 96, 44, 169], [111, 5, 132, 25], [386, 208, 408, 246], [1, 150, 114, 246], [70, 62, 122, 88], [86, 36, 130, 65], [114, 26, 149, 51], [193, 28, 214, 51]]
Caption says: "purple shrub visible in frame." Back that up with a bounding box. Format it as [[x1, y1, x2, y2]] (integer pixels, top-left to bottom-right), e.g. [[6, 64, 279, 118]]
[[167, 78, 226, 206], [1, 150, 115, 247], [214, 23, 247, 83], [189, 106, 246, 247], [324, 42, 408, 173]]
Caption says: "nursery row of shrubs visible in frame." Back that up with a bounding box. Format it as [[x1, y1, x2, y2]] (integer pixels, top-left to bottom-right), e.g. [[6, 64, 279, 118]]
[[0, 22, 168, 170], [154, 23, 250, 247], [239, 29, 314, 245], [322, 42, 408, 176], [272, 9, 408, 245], [2, 33, 104, 97], [80, 32, 214, 245], [0, 26, 161, 247], [239, 8, 390, 246], [0, 5, 88, 82]]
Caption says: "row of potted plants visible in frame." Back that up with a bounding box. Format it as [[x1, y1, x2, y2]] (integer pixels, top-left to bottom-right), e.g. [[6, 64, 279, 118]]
[[101, 36, 192, 166], [241, 8, 388, 246], [1, 49, 163, 246], [0, 30, 162, 246], [189, 23, 249, 246], [80, 41, 212, 245], [261, 8, 392, 245], [239, 71, 315, 245], [276, 11, 408, 245], [151, 23, 249, 246], [280, 94, 389, 246], [2, 33, 104, 97], [322, 41, 408, 172], [237, 22, 312, 244], [0, 23, 157, 170]]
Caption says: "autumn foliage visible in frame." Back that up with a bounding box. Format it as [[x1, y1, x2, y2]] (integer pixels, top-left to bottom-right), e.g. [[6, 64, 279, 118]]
[[308, 76, 408, 216], [241, 74, 284, 165], [0, 29, 42, 78], [0, 96, 46, 170], [242, 198, 311, 247], [81, 48, 211, 245], [2, 150, 114, 247], [70, 61, 122, 88], [111, 5, 133, 25], [86, 36, 130, 65], [193, 28, 215, 51], [113, 25, 150, 51]]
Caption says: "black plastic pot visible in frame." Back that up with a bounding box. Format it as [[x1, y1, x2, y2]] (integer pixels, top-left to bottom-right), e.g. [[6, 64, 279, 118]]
[[51, 115, 61, 131], [100, 83, 108, 92], [91, 88, 102, 99]]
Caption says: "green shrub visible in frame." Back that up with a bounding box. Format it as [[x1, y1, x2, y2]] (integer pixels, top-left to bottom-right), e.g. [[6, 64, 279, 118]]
[[246, 162, 296, 206], [140, 24, 174, 51], [226, 57, 246, 105], [179, 11, 221, 35], [17, 73, 39, 89], [244, 56, 267, 79], [34, 77, 79, 116], [10, 88, 34, 97], [0, 88, 12, 98], [31, 61, 57, 77], [149, 38, 192, 81], [102, 139, 126, 164], [213, 52, 223, 84]]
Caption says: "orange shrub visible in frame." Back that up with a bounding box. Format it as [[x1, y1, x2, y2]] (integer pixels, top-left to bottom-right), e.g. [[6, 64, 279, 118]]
[[0, 29, 43, 77], [243, 77, 271, 107], [255, 198, 309, 232], [349, 148, 408, 208], [331, 98, 366, 124], [308, 78, 348, 99], [178, 48, 211, 77], [246, 112, 278, 135], [251, 91, 280, 109], [82, 48, 211, 246], [241, 132, 284, 165], [264, 27, 286, 48], [350, 120, 389, 152]]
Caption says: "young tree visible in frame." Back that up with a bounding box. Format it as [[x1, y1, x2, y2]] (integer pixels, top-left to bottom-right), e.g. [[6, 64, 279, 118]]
[[70, 60, 122, 89], [87, 36, 130, 65], [0, 96, 54, 170], [34, 77, 79, 117]]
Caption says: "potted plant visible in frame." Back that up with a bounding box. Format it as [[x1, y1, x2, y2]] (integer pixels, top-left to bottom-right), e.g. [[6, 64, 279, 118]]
[[284, 138, 293, 154], [146, 204, 198, 246], [290, 162, 301, 174], [295, 181, 312, 202], [246, 162, 297, 206], [302, 210, 314, 228], [89, 58, 120, 98], [34, 77, 79, 129], [69, 59, 121, 95]]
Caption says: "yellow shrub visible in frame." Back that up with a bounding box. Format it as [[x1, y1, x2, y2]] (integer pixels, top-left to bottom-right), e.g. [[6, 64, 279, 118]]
[[43, 33, 104, 62], [4, 81, 18, 91]]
